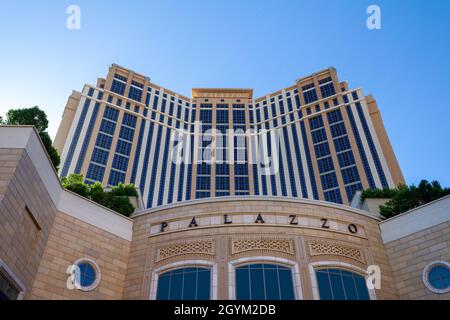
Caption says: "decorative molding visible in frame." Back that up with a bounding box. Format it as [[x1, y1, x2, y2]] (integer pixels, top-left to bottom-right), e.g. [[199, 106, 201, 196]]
[[231, 238, 295, 256], [156, 239, 215, 262], [308, 241, 365, 263]]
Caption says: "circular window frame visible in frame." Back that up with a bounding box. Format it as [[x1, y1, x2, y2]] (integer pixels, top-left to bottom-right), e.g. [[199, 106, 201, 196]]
[[422, 260, 450, 294], [73, 258, 101, 292]]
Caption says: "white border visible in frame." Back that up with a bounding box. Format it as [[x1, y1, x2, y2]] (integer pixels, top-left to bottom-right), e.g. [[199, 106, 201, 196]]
[[308, 260, 377, 300], [228, 256, 303, 300], [422, 260, 450, 294], [149, 260, 218, 300]]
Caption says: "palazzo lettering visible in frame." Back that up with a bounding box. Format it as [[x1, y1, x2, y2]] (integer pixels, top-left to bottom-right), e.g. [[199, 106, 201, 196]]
[[157, 214, 359, 235]]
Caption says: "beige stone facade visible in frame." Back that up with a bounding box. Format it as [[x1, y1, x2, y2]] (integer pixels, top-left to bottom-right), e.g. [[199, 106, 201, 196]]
[[0, 127, 448, 300]]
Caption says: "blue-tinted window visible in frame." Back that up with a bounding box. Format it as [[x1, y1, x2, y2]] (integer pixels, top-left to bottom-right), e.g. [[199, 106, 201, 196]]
[[99, 119, 116, 135], [156, 267, 211, 300], [112, 154, 129, 172], [119, 126, 135, 141], [111, 79, 125, 95], [128, 86, 142, 102], [196, 176, 211, 190], [233, 109, 246, 124], [330, 122, 347, 138], [312, 128, 327, 144], [337, 150, 356, 167], [324, 189, 343, 204], [95, 133, 113, 150], [321, 172, 338, 190], [236, 264, 295, 300], [235, 176, 249, 191], [320, 83, 335, 98], [86, 164, 105, 182], [303, 89, 318, 104], [327, 109, 343, 124], [78, 263, 96, 287], [318, 156, 334, 173], [316, 269, 370, 300], [91, 148, 109, 165], [428, 265, 450, 290], [108, 170, 125, 186], [116, 140, 132, 156], [104, 106, 119, 122], [122, 113, 137, 128], [341, 166, 360, 184], [200, 109, 212, 123], [333, 136, 351, 152], [314, 142, 331, 158], [309, 116, 324, 130], [216, 109, 229, 124]]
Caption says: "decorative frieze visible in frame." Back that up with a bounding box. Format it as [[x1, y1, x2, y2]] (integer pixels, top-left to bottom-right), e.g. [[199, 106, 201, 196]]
[[308, 241, 365, 263], [231, 238, 295, 256], [156, 239, 215, 262]]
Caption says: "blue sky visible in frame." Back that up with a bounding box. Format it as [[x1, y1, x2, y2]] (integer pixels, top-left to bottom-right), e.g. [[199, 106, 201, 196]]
[[0, 0, 449, 186]]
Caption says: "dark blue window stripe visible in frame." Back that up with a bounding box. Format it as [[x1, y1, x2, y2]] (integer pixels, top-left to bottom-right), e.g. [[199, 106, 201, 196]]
[[266, 132, 277, 196], [75, 102, 99, 174], [139, 122, 155, 195], [290, 125, 308, 198], [147, 125, 164, 208], [61, 98, 91, 177], [252, 164, 259, 195], [282, 127, 298, 197], [185, 134, 194, 200], [300, 121, 319, 199], [157, 129, 172, 206], [345, 105, 376, 189], [130, 120, 146, 185], [355, 103, 388, 188]]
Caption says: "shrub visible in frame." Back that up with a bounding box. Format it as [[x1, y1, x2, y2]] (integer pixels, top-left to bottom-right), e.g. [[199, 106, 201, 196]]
[[61, 174, 137, 217]]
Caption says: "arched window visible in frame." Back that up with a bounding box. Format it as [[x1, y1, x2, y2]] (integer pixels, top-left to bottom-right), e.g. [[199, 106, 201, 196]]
[[315, 268, 370, 300], [235, 264, 295, 300], [156, 267, 211, 300]]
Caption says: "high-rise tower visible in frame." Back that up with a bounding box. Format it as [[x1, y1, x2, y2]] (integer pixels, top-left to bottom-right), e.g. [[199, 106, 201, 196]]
[[55, 64, 404, 209]]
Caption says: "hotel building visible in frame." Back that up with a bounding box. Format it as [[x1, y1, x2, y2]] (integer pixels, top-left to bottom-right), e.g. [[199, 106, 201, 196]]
[[54, 64, 404, 209], [0, 65, 448, 300]]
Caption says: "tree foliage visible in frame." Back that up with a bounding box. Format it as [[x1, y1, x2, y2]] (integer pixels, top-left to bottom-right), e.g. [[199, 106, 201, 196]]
[[362, 180, 450, 219], [1, 106, 60, 170], [61, 174, 137, 217]]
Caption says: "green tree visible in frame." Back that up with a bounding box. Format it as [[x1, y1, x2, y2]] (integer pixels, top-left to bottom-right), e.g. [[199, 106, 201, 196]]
[[2, 106, 60, 170], [60, 174, 137, 217], [363, 180, 450, 219]]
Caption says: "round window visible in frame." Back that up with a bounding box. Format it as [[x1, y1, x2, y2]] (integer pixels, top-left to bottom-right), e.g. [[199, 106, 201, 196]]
[[423, 261, 450, 294], [73, 259, 101, 291]]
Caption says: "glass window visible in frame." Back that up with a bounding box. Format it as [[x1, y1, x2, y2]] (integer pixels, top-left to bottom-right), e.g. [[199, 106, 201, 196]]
[[427, 264, 450, 291], [0, 271, 20, 300], [316, 268, 370, 300], [235, 264, 295, 300], [78, 262, 96, 288], [156, 267, 211, 300]]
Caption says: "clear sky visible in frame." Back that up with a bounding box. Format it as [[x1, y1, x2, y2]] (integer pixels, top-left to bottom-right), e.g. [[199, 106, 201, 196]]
[[0, 0, 449, 186]]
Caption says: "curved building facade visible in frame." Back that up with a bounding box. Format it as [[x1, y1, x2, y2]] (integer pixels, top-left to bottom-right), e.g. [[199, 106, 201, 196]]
[[54, 64, 404, 210], [0, 126, 449, 300], [125, 197, 398, 300]]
